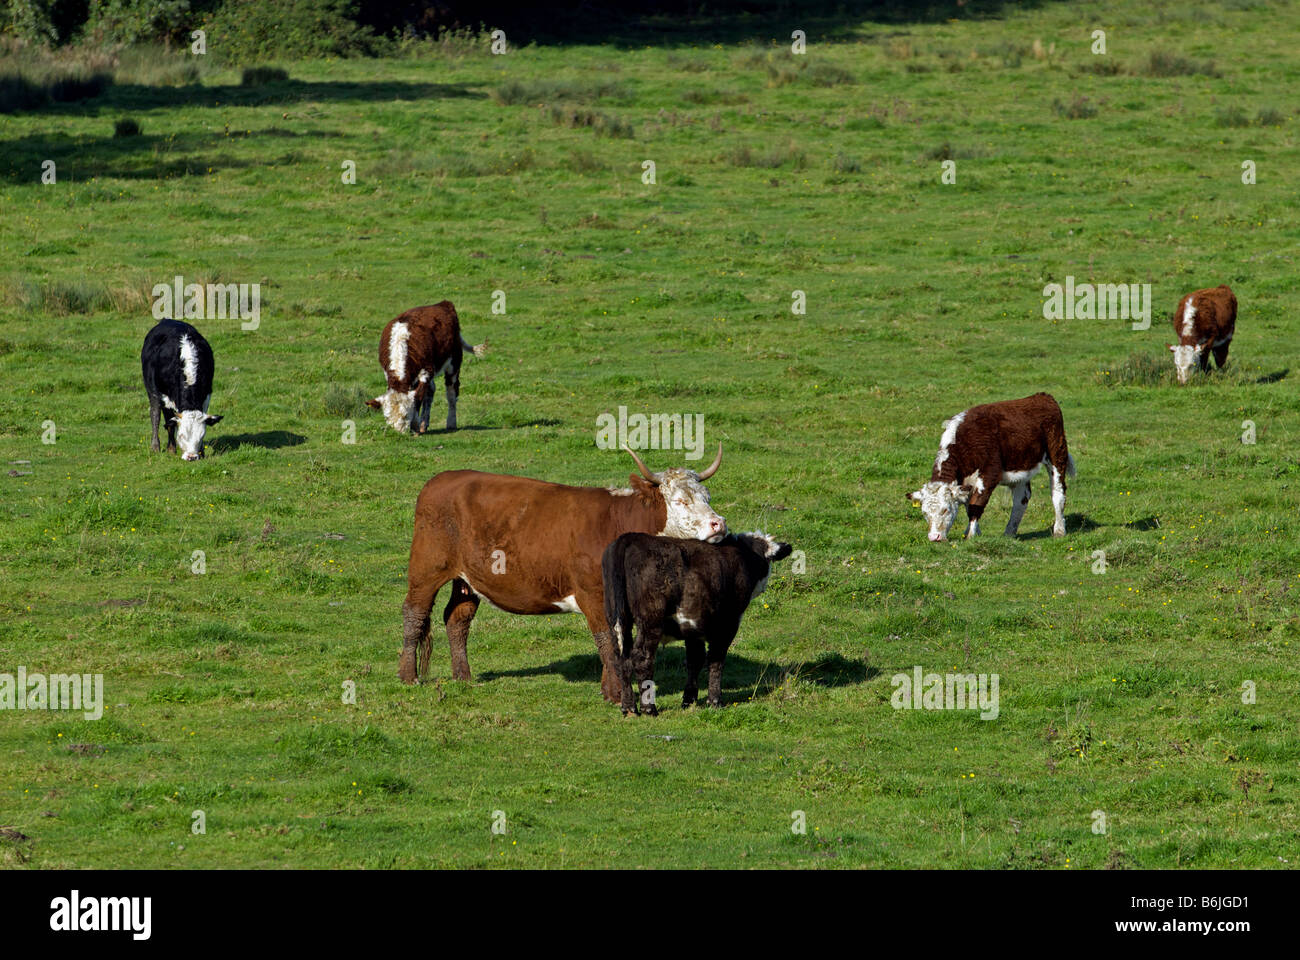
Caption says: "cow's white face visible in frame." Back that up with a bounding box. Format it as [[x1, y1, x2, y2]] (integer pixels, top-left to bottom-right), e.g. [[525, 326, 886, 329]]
[[657, 468, 726, 542], [908, 481, 972, 542], [376, 389, 417, 432], [1168, 343, 1201, 385], [176, 409, 221, 461]]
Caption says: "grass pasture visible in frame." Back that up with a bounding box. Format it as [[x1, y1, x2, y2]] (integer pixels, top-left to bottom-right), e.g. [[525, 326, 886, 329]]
[[1, 0, 1298, 869]]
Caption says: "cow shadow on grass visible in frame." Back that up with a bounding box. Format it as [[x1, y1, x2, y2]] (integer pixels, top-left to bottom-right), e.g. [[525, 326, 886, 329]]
[[1256, 369, 1288, 385], [1125, 516, 1161, 532], [1018, 513, 1099, 540], [480, 650, 872, 705], [211, 431, 307, 453]]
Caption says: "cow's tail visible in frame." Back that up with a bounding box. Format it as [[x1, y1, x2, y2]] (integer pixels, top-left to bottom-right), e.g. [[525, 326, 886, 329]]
[[1046, 416, 1075, 479], [602, 541, 633, 659], [461, 335, 487, 358]]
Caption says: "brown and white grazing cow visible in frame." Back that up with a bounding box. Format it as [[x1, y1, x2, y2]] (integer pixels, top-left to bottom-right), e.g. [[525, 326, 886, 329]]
[[399, 445, 726, 703], [908, 392, 1075, 542], [366, 301, 486, 434], [1168, 285, 1236, 385]]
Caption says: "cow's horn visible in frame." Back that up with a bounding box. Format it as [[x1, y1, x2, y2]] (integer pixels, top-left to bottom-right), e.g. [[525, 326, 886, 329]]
[[697, 443, 723, 480], [623, 445, 658, 484]]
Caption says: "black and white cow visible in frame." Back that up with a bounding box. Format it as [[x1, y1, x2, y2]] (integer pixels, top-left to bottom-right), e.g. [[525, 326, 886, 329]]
[[908, 392, 1075, 542], [141, 319, 222, 461], [602, 530, 792, 715]]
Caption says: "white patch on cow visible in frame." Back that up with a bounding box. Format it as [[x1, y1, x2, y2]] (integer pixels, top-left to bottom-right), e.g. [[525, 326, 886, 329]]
[[553, 594, 581, 613], [417, 369, 430, 384], [1170, 343, 1200, 384], [160, 394, 178, 412], [607, 487, 635, 496], [178, 335, 199, 387], [674, 612, 699, 630], [175, 409, 208, 461], [1001, 459, 1046, 486], [1004, 480, 1031, 537], [656, 467, 726, 543], [1181, 297, 1197, 338], [965, 470, 985, 494], [388, 322, 411, 382], [613, 622, 624, 645], [966, 517, 981, 538], [457, 574, 481, 597], [934, 411, 966, 471], [378, 388, 417, 432]]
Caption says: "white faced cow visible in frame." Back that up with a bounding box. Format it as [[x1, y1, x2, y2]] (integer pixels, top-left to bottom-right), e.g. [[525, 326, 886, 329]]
[[1168, 285, 1236, 385], [909, 392, 1075, 542], [367, 301, 486, 434], [141, 319, 222, 461]]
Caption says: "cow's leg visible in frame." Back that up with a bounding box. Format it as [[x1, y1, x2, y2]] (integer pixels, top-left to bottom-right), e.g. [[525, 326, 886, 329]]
[[682, 637, 705, 708], [1003, 481, 1031, 537], [399, 556, 452, 684], [164, 415, 177, 454], [442, 578, 479, 682], [705, 632, 736, 708], [579, 601, 624, 704], [444, 364, 460, 432], [1213, 341, 1230, 369], [1049, 466, 1068, 537], [964, 499, 989, 538], [1197, 347, 1212, 374], [414, 381, 434, 435], [148, 396, 162, 452], [629, 627, 661, 717]]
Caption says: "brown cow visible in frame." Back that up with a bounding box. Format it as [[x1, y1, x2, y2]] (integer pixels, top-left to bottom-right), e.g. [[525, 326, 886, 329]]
[[1168, 285, 1236, 385], [908, 393, 1075, 541], [399, 446, 726, 702], [366, 301, 485, 434]]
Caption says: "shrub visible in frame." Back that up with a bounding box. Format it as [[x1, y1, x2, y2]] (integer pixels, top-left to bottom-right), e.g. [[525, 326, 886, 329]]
[[1214, 105, 1249, 128], [1052, 95, 1097, 119], [84, 0, 195, 46], [113, 116, 141, 136], [241, 65, 289, 85], [1140, 49, 1218, 77], [207, 0, 379, 62]]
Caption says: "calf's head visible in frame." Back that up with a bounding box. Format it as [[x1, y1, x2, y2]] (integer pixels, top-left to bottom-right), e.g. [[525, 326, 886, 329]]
[[1167, 343, 1202, 385], [175, 409, 222, 461], [624, 444, 726, 542], [734, 531, 793, 596], [907, 481, 972, 542]]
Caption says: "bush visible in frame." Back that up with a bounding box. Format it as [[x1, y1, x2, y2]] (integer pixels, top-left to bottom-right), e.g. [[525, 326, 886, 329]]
[[207, 0, 379, 62], [0, 64, 113, 112], [241, 65, 288, 85], [84, 0, 197, 46], [1140, 49, 1219, 77], [113, 116, 140, 136]]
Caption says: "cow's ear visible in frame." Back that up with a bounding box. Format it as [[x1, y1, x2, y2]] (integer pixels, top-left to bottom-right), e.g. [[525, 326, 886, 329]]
[[204, 414, 223, 425], [1167, 344, 1177, 352], [629, 474, 658, 495], [956, 485, 974, 503], [771, 542, 793, 562], [365, 397, 382, 409], [907, 490, 922, 503]]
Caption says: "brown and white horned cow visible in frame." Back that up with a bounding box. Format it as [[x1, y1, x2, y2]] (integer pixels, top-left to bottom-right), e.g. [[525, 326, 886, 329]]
[[1168, 285, 1236, 385], [399, 445, 726, 703], [908, 392, 1075, 542], [366, 301, 486, 434]]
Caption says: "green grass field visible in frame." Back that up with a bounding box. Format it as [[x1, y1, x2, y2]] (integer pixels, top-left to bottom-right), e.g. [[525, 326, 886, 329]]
[[2, 0, 1298, 868]]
